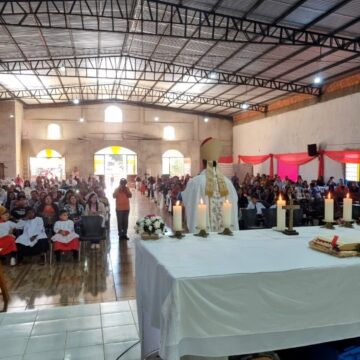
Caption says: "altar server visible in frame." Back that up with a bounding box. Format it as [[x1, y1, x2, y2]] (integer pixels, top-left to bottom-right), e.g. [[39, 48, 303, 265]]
[[52, 210, 80, 262], [16, 207, 49, 264], [182, 138, 238, 233]]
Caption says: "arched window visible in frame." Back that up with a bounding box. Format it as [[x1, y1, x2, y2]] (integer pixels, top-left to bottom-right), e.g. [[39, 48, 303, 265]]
[[105, 105, 122, 123], [163, 126, 175, 140], [162, 149, 184, 176], [47, 123, 61, 140]]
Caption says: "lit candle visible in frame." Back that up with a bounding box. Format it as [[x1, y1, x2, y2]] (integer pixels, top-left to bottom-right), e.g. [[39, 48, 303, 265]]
[[173, 201, 182, 231], [222, 199, 232, 228], [276, 194, 286, 231], [197, 198, 207, 230], [324, 192, 334, 222], [343, 193, 353, 222]]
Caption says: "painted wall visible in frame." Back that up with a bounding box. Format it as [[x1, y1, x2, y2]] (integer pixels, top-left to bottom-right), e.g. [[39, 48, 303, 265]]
[[22, 102, 233, 178], [0, 101, 17, 178], [233, 92, 360, 182]]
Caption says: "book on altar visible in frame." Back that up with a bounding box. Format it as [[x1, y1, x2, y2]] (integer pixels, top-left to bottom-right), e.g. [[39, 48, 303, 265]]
[[309, 235, 360, 257]]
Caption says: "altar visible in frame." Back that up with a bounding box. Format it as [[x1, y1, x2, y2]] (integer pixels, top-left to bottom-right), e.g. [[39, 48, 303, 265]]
[[135, 226, 360, 360]]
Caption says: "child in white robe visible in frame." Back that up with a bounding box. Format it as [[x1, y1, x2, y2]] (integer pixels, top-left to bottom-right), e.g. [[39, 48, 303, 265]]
[[16, 207, 49, 264], [52, 210, 80, 262]]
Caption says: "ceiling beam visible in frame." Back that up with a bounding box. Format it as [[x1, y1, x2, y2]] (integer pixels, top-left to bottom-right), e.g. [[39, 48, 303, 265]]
[[0, 0, 359, 52], [0, 54, 321, 95], [0, 82, 268, 112]]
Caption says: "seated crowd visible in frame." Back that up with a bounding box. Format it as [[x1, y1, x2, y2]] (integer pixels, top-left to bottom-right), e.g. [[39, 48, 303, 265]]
[[0, 174, 110, 266], [137, 172, 359, 228]]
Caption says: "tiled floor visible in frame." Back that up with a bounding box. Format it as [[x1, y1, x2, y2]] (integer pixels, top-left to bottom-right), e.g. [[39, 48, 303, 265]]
[[0, 301, 140, 360], [0, 190, 172, 312]]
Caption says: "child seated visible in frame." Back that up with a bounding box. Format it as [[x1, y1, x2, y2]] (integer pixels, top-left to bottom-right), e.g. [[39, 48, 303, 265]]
[[52, 210, 80, 262], [16, 207, 49, 265], [0, 206, 17, 266]]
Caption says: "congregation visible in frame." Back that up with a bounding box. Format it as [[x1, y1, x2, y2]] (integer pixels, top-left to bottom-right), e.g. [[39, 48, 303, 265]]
[[0, 174, 110, 267]]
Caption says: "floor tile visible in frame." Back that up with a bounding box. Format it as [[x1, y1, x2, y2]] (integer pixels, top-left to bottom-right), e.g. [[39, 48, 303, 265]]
[[64, 344, 105, 360], [101, 311, 134, 327], [26, 333, 66, 354], [100, 301, 131, 314], [103, 324, 139, 344], [32, 319, 67, 336], [0, 322, 34, 338], [104, 341, 140, 360], [0, 337, 28, 358], [66, 328, 103, 349], [65, 315, 102, 332], [23, 349, 65, 360], [1, 310, 38, 325]]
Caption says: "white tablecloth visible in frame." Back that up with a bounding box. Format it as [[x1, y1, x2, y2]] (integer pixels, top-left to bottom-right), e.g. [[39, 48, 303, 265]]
[[135, 226, 360, 360]]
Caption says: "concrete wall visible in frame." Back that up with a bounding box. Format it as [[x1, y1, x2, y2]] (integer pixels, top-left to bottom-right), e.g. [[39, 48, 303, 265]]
[[0, 101, 17, 178], [22, 102, 233, 178], [233, 91, 360, 182]]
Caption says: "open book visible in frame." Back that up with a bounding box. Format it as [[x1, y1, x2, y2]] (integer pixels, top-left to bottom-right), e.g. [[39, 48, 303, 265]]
[[309, 235, 360, 257]]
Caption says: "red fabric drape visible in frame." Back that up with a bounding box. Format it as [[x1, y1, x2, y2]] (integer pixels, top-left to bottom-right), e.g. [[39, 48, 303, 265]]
[[218, 156, 233, 163], [324, 150, 360, 164], [238, 154, 270, 165], [273, 152, 315, 166], [318, 151, 324, 178]]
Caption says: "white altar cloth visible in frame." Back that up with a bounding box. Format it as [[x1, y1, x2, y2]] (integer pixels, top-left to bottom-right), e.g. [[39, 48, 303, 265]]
[[135, 226, 360, 360]]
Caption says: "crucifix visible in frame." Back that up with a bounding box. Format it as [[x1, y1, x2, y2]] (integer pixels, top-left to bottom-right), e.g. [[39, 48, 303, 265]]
[[282, 198, 300, 235]]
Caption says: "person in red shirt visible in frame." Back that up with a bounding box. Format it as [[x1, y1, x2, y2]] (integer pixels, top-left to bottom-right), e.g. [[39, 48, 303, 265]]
[[113, 178, 132, 240]]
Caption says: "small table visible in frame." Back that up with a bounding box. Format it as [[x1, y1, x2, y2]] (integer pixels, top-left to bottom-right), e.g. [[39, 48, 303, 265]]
[[0, 250, 10, 312]]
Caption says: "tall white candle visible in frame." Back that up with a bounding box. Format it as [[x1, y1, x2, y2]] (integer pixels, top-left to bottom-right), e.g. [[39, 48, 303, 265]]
[[173, 201, 182, 231], [324, 193, 334, 222], [197, 198, 207, 230], [222, 199, 232, 228], [343, 193, 352, 222], [276, 194, 286, 231]]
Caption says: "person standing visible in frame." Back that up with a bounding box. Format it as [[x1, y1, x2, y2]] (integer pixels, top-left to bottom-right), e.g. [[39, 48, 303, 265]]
[[182, 138, 239, 233], [113, 178, 132, 241]]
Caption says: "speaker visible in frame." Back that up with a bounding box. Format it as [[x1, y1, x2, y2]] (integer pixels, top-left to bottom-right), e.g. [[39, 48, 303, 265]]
[[307, 144, 318, 156]]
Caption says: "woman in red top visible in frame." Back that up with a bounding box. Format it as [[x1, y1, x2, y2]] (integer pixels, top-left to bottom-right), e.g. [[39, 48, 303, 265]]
[[0, 207, 17, 266]]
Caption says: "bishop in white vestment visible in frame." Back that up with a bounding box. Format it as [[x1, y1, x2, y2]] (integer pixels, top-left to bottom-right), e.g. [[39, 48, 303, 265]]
[[182, 138, 238, 233]]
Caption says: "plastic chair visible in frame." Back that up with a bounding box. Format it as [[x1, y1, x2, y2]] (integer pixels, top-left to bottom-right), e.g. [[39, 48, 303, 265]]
[[262, 208, 277, 228], [242, 209, 263, 229], [79, 216, 106, 257]]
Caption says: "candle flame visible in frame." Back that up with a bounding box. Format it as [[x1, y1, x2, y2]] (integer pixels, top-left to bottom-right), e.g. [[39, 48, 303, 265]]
[[225, 199, 229, 204], [200, 198, 203, 204], [327, 193, 331, 200], [279, 194, 282, 201], [347, 193, 350, 199], [176, 200, 180, 206]]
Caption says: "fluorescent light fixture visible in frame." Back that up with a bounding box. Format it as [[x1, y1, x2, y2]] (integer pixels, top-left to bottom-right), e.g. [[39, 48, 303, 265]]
[[79, 117, 84, 122], [241, 103, 250, 110], [204, 117, 209, 123], [60, 65, 66, 72], [9, 114, 14, 118], [154, 116, 159, 121], [314, 76, 322, 84], [209, 72, 217, 79], [73, 99, 80, 104]]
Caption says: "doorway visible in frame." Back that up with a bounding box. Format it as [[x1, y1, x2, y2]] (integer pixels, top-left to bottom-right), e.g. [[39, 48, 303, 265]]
[[30, 149, 65, 181], [94, 146, 137, 189]]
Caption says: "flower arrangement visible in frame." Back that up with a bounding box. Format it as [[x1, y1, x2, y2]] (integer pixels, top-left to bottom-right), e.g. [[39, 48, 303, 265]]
[[135, 214, 166, 236]]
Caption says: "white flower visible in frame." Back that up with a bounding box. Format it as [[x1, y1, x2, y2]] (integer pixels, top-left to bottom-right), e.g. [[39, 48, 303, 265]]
[[145, 219, 151, 226], [148, 225, 153, 231], [155, 229, 161, 235], [154, 221, 160, 229]]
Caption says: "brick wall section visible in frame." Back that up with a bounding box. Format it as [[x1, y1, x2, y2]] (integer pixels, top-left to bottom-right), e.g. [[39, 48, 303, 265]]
[[234, 72, 360, 123]]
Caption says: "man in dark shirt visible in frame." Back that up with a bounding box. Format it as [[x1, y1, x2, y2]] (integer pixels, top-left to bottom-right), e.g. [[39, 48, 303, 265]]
[[11, 195, 27, 220]]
